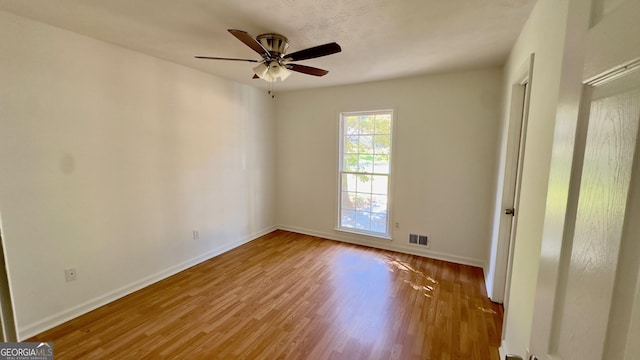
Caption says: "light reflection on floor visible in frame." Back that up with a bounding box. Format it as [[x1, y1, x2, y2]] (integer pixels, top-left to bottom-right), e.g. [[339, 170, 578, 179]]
[[377, 255, 439, 298], [328, 249, 445, 346], [477, 307, 498, 314], [330, 251, 391, 345]]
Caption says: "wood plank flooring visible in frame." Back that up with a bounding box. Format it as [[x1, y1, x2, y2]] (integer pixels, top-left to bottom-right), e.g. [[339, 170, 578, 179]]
[[29, 230, 503, 359]]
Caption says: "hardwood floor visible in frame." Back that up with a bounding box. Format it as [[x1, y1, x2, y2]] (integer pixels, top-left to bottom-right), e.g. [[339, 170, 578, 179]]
[[29, 230, 503, 359]]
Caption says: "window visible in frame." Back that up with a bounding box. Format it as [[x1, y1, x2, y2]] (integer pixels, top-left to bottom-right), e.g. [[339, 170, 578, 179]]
[[338, 110, 393, 238]]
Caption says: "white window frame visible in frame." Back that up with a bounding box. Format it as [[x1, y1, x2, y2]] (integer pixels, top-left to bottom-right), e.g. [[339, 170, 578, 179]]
[[336, 109, 394, 239]]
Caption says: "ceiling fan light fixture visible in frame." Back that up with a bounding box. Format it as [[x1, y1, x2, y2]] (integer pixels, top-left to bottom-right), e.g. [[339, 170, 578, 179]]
[[279, 67, 292, 80], [270, 63, 292, 81], [262, 62, 278, 82], [269, 62, 284, 77], [253, 62, 269, 78], [253, 61, 291, 82]]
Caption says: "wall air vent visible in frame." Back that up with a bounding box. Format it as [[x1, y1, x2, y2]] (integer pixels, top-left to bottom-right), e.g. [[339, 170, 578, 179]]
[[409, 233, 429, 247], [409, 234, 418, 244]]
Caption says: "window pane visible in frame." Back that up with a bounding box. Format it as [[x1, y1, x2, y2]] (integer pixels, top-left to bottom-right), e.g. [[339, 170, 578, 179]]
[[371, 213, 387, 233], [343, 154, 358, 172], [358, 155, 373, 173], [341, 192, 356, 210], [342, 210, 356, 228], [345, 116, 359, 135], [359, 115, 375, 134], [355, 194, 372, 212], [342, 173, 357, 192], [345, 136, 359, 153], [372, 195, 387, 213], [373, 155, 390, 174], [374, 135, 391, 154], [371, 175, 388, 194], [356, 174, 372, 193], [355, 211, 371, 230], [375, 114, 391, 134], [359, 135, 373, 154]]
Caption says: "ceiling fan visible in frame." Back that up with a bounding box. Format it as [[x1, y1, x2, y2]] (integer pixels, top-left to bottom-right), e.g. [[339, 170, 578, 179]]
[[195, 29, 342, 82]]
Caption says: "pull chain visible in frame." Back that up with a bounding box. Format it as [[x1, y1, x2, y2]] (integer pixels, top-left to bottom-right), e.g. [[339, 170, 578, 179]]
[[268, 81, 276, 99]]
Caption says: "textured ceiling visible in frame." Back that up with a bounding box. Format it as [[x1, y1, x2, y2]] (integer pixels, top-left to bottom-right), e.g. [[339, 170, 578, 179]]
[[0, 0, 536, 91]]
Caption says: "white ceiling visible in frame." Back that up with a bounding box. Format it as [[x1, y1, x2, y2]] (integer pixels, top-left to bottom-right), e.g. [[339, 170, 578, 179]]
[[0, 0, 536, 91]]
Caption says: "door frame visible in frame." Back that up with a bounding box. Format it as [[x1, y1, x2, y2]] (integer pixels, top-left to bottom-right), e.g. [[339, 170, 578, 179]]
[[490, 54, 534, 305], [0, 214, 17, 341]]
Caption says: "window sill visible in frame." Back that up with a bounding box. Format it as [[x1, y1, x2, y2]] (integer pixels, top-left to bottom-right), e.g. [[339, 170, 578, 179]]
[[335, 227, 392, 240]]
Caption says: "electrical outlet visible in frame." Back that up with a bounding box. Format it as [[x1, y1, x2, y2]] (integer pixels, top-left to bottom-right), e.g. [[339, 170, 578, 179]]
[[394, 222, 400, 229], [64, 268, 77, 282]]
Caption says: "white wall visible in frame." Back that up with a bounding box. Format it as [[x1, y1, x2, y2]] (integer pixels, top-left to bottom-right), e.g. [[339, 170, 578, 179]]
[[624, 274, 640, 360], [276, 69, 502, 267], [488, 0, 640, 357], [0, 11, 277, 340], [488, 0, 577, 356]]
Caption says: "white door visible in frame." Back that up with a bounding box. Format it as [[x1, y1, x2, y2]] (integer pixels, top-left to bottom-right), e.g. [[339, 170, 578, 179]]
[[525, 1, 640, 358], [501, 79, 529, 310], [547, 66, 640, 360], [491, 55, 534, 305], [501, 76, 532, 342]]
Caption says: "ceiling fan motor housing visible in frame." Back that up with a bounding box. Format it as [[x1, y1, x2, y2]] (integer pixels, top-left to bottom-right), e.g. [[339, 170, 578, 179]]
[[257, 33, 289, 58]]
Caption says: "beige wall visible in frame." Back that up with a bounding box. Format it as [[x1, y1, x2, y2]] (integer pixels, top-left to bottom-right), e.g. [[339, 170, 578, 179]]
[[276, 69, 502, 267], [0, 11, 277, 340]]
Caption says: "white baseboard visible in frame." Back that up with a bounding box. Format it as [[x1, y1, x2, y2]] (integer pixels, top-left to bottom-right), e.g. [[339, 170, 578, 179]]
[[278, 225, 485, 269], [485, 266, 503, 304], [19, 224, 485, 340], [499, 345, 506, 360], [18, 226, 277, 341]]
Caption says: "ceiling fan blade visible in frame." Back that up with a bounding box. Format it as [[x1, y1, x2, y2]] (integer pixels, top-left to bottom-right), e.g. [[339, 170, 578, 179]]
[[195, 56, 259, 62], [228, 29, 270, 57], [288, 64, 329, 77], [284, 42, 341, 61]]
